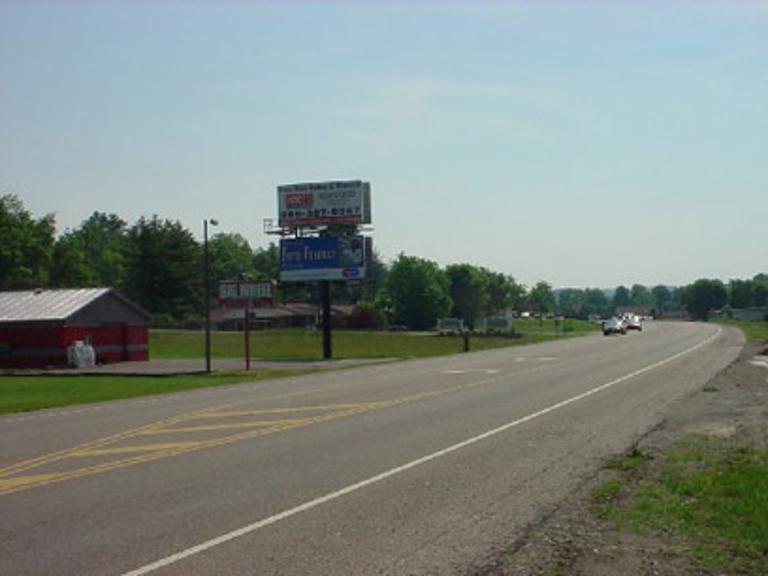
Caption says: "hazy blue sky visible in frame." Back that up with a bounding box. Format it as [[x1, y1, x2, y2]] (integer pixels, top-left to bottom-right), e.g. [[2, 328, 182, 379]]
[[1, 1, 766, 288]]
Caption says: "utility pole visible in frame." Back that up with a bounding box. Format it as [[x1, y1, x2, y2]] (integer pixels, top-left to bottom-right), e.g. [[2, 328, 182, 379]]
[[203, 218, 218, 373]]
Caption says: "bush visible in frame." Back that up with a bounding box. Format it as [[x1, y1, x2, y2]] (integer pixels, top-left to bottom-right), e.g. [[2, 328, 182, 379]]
[[347, 304, 386, 330], [151, 313, 203, 330]]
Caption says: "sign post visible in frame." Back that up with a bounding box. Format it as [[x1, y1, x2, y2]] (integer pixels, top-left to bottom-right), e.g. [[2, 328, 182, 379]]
[[218, 280, 274, 369]]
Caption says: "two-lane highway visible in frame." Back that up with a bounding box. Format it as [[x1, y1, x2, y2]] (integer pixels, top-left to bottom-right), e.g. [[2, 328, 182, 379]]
[[0, 322, 743, 575]]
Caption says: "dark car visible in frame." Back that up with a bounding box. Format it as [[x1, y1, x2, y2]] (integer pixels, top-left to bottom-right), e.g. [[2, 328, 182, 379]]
[[602, 317, 627, 336]]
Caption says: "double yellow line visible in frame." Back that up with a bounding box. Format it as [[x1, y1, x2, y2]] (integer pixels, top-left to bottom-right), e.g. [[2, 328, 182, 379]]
[[0, 383, 471, 496]]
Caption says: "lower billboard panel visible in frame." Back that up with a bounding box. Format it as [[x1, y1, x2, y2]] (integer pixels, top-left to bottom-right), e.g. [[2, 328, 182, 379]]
[[280, 236, 368, 282]]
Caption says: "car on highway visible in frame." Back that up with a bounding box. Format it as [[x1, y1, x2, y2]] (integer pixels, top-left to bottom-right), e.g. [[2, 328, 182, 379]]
[[623, 314, 643, 331], [602, 317, 627, 336]]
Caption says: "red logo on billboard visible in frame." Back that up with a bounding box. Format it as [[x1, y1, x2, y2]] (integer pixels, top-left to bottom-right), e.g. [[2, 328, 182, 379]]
[[285, 193, 314, 209]]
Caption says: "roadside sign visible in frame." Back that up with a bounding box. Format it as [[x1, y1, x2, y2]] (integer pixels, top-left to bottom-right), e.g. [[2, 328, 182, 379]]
[[280, 236, 367, 282], [218, 281, 274, 308], [277, 180, 371, 228]]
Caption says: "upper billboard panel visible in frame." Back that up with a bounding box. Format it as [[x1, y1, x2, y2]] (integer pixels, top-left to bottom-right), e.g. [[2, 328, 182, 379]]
[[277, 180, 371, 228]]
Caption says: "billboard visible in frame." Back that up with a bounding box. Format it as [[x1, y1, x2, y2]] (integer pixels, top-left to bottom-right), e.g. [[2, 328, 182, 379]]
[[280, 236, 368, 282], [277, 180, 371, 228]]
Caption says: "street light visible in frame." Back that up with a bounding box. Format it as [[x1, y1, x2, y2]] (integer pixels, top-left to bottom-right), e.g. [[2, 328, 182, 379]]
[[204, 218, 219, 373]]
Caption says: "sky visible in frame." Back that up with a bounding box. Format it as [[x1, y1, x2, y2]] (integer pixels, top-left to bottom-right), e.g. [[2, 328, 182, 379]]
[[1, 0, 766, 288]]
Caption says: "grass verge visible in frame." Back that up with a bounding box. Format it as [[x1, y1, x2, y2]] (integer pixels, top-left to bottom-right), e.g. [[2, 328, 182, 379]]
[[715, 318, 768, 343], [0, 369, 312, 414], [594, 437, 768, 575]]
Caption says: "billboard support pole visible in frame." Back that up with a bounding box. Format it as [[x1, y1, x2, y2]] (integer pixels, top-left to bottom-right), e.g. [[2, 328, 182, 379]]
[[321, 280, 332, 359]]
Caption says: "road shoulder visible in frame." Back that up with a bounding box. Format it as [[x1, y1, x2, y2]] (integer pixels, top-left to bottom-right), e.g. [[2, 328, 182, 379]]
[[471, 339, 768, 576]]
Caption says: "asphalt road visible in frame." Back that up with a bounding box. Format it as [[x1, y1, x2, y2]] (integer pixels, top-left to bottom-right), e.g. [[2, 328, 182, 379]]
[[0, 322, 743, 576]]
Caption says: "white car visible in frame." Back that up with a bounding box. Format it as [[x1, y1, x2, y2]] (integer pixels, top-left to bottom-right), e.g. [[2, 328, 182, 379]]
[[623, 314, 643, 331]]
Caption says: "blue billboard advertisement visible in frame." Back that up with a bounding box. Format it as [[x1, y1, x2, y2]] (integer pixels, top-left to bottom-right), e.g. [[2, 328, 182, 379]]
[[280, 236, 367, 282]]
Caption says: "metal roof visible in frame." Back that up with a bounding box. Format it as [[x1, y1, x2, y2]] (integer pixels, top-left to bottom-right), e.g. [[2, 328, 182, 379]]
[[0, 288, 113, 323]]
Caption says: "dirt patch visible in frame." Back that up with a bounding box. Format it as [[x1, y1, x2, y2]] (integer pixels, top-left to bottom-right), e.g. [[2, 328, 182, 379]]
[[470, 341, 768, 576]]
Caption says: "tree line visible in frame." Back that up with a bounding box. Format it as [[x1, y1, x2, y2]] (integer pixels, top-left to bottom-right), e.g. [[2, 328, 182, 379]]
[[1, 194, 765, 328]]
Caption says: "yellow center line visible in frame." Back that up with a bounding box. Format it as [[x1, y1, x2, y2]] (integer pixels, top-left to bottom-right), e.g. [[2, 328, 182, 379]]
[[70, 442, 205, 458], [201, 403, 381, 418], [0, 401, 236, 478], [0, 383, 355, 480], [0, 376, 504, 496], [142, 418, 314, 435]]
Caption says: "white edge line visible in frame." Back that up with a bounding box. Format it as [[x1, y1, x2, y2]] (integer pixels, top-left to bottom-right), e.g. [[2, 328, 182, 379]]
[[121, 327, 721, 576]]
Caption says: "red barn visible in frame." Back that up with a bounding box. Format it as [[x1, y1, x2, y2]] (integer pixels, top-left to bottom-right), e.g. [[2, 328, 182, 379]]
[[0, 288, 151, 368]]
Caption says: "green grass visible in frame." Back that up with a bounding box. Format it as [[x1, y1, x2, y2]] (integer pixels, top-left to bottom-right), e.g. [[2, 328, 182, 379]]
[[0, 369, 313, 413], [591, 478, 624, 502], [596, 437, 768, 575], [605, 448, 651, 472], [151, 318, 599, 361], [715, 318, 768, 342]]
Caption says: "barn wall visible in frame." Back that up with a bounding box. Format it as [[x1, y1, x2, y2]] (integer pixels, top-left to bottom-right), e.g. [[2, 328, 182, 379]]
[[0, 324, 68, 368], [0, 324, 149, 368]]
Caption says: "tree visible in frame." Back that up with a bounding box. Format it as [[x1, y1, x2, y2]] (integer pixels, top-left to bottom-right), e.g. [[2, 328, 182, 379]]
[[384, 254, 451, 330], [507, 277, 527, 311], [682, 278, 727, 321], [582, 288, 611, 318], [630, 284, 654, 307], [331, 249, 389, 305], [556, 288, 586, 317], [480, 270, 524, 316], [613, 285, 631, 308], [0, 194, 55, 289], [253, 243, 279, 281], [651, 285, 671, 315], [754, 274, 768, 307], [70, 212, 128, 289], [754, 285, 768, 308], [361, 249, 389, 303], [445, 264, 488, 327], [50, 234, 94, 287], [728, 279, 754, 309], [208, 232, 256, 299], [124, 216, 202, 321], [669, 287, 685, 312], [528, 281, 556, 324]]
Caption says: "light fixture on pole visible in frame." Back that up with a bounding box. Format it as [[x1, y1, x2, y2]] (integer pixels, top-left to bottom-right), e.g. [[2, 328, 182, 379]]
[[203, 218, 219, 373]]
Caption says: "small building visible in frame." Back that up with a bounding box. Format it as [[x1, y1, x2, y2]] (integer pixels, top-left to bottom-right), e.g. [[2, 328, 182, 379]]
[[0, 288, 151, 368], [211, 302, 355, 331]]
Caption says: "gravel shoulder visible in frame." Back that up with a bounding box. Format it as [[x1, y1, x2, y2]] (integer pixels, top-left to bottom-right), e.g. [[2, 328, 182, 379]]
[[470, 338, 768, 576]]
